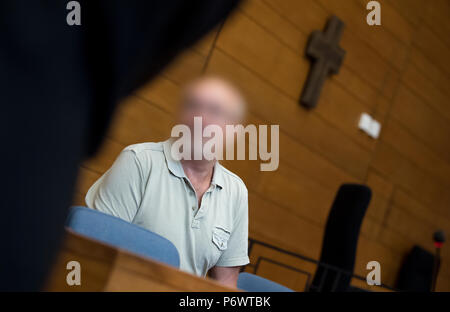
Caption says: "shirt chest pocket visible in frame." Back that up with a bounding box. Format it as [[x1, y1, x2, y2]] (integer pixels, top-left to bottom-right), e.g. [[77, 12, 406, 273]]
[[212, 226, 231, 251]]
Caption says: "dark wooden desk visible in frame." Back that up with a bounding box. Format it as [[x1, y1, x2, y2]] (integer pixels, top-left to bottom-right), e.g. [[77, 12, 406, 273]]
[[45, 230, 236, 292]]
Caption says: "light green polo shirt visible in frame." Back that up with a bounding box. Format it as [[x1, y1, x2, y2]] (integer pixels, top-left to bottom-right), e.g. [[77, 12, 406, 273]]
[[85, 139, 249, 276]]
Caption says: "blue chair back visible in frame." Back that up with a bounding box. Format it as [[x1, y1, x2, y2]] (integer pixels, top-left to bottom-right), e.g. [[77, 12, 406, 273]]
[[237, 272, 294, 292], [66, 206, 180, 268]]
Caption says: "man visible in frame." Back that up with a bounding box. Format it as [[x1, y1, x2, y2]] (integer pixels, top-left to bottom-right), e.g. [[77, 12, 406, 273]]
[[85, 76, 249, 288]]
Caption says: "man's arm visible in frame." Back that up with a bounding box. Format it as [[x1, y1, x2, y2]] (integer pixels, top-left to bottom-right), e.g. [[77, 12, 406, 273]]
[[85, 149, 146, 222], [210, 184, 250, 288], [209, 266, 241, 288]]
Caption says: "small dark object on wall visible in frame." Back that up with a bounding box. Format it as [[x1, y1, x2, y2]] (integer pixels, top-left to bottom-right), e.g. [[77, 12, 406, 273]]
[[300, 15, 346, 109]]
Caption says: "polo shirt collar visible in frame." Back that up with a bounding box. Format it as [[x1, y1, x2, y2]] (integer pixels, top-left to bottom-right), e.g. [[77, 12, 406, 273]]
[[163, 139, 186, 178], [163, 139, 224, 189], [211, 162, 224, 189]]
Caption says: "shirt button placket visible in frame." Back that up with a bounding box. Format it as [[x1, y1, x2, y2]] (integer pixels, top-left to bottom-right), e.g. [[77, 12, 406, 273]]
[[190, 187, 200, 228]]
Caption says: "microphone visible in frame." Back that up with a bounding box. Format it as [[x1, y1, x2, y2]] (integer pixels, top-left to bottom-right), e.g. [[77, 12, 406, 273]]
[[433, 230, 446, 248], [431, 230, 445, 291]]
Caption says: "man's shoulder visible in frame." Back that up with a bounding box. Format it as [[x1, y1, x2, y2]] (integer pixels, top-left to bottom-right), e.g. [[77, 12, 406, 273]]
[[218, 164, 248, 193], [121, 141, 168, 168], [124, 141, 164, 154]]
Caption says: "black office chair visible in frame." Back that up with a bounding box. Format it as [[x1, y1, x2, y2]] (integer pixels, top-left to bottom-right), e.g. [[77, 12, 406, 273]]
[[310, 184, 372, 292], [396, 245, 434, 291]]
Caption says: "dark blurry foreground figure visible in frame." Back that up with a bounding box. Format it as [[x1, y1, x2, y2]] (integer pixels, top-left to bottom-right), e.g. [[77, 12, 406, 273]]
[[0, 0, 239, 291]]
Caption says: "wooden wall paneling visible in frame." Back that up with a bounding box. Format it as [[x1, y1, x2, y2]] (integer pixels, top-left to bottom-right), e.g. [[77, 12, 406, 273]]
[[409, 47, 450, 97], [392, 190, 438, 228], [225, 157, 339, 227], [206, 49, 372, 179], [331, 66, 381, 109], [192, 27, 221, 57], [262, 0, 331, 35], [108, 95, 175, 146], [413, 24, 450, 76], [382, 200, 450, 280], [353, 236, 402, 287], [381, 117, 450, 187], [161, 49, 206, 85], [220, 159, 263, 192], [217, 11, 309, 100], [248, 113, 358, 190], [391, 190, 450, 260], [371, 142, 450, 220], [264, 0, 394, 92], [390, 85, 450, 163], [315, 81, 377, 151], [316, 0, 410, 71], [364, 170, 394, 223], [73, 168, 101, 206], [219, 6, 391, 111], [421, 0, 450, 52], [136, 77, 181, 115], [386, 0, 427, 27], [377, 226, 416, 258], [242, 0, 384, 113], [339, 30, 392, 91], [254, 163, 336, 225], [83, 138, 125, 174], [372, 97, 392, 131], [401, 63, 450, 121], [248, 192, 324, 260], [384, 204, 436, 254], [239, 0, 309, 54], [360, 216, 382, 241], [436, 275, 450, 292], [231, 1, 386, 153], [379, 68, 401, 101], [355, 0, 415, 45]]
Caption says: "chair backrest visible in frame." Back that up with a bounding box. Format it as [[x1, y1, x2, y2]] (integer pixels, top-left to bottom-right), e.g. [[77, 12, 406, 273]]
[[310, 184, 371, 292], [396, 245, 434, 291], [66, 206, 180, 268], [237, 272, 294, 292]]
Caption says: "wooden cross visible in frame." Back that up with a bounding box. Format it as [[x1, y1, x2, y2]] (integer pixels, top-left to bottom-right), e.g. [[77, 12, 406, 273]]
[[300, 16, 346, 109]]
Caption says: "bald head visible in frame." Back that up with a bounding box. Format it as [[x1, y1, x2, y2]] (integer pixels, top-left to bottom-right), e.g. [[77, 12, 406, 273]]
[[179, 76, 246, 128]]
